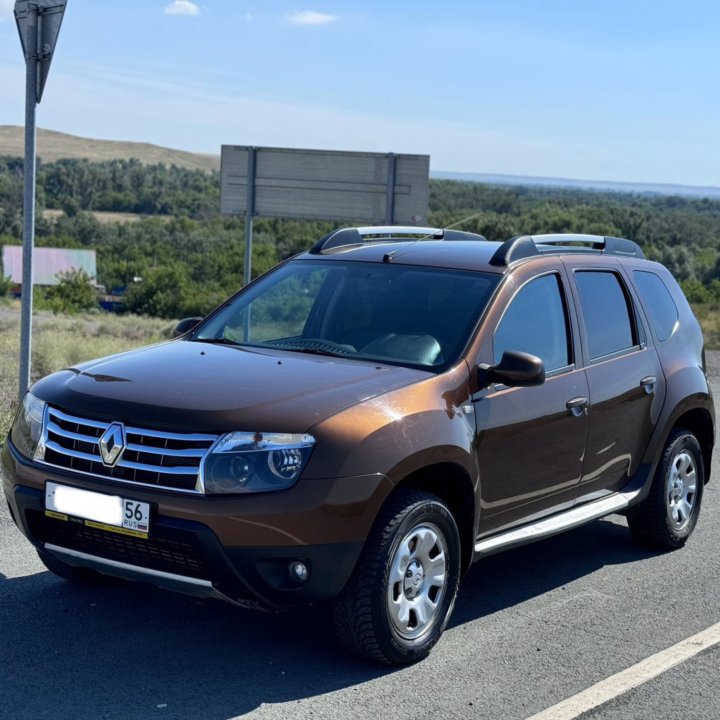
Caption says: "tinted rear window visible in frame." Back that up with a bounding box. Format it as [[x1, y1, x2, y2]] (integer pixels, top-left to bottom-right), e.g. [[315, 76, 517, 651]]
[[575, 271, 635, 360], [633, 271, 678, 342]]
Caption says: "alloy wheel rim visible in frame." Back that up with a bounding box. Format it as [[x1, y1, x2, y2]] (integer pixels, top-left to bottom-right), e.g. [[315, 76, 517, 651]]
[[666, 451, 697, 531], [386, 522, 448, 641]]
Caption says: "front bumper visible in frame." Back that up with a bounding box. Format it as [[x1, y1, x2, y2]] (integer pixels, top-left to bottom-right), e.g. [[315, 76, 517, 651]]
[[2, 443, 388, 610]]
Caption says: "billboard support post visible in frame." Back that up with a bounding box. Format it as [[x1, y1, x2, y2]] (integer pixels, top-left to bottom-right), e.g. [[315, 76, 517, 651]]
[[220, 145, 431, 288], [243, 147, 257, 287], [385, 152, 397, 225]]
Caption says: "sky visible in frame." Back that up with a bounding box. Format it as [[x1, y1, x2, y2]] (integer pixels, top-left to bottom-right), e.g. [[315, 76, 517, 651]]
[[0, 1, 719, 186]]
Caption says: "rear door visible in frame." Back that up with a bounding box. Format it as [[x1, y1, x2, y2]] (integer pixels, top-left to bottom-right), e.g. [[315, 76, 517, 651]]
[[564, 260, 666, 500]]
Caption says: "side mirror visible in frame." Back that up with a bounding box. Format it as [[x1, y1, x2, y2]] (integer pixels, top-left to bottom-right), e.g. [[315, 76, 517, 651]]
[[478, 350, 545, 389], [173, 317, 203, 338]]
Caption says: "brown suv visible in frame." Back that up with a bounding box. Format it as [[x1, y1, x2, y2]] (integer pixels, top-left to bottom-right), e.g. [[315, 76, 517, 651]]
[[2, 227, 715, 664]]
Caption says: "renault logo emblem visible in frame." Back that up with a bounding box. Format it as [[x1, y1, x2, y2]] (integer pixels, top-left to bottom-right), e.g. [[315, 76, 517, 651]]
[[99, 423, 126, 467]]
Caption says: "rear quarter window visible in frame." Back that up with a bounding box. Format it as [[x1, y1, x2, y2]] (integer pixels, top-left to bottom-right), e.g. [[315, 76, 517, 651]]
[[633, 271, 679, 342]]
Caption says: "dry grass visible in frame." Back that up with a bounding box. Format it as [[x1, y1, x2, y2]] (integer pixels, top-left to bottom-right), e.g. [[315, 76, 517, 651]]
[[692, 304, 720, 351], [0, 125, 219, 172], [0, 303, 174, 444], [42, 209, 169, 224]]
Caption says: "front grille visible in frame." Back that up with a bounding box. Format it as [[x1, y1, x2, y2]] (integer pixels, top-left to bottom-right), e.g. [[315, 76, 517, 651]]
[[41, 406, 217, 493], [28, 511, 207, 578]]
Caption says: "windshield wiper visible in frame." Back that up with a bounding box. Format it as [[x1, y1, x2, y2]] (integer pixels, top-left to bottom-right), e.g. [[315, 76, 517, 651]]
[[262, 338, 356, 358], [194, 337, 243, 347], [279, 347, 345, 358]]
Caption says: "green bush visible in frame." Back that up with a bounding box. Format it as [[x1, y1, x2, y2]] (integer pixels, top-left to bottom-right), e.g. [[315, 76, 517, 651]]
[[37, 268, 97, 314], [0, 274, 12, 297], [681, 278, 712, 304]]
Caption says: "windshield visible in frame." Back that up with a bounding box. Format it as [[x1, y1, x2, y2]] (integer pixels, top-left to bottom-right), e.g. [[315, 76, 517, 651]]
[[195, 260, 499, 370]]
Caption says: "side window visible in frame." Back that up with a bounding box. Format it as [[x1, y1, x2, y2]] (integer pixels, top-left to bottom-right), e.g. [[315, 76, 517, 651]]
[[494, 274, 570, 372], [574, 271, 635, 360], [633, 271, 679, 342]]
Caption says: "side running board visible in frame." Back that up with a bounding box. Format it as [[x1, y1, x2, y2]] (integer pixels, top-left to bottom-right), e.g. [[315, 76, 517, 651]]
[[474, 487, 642, 557]]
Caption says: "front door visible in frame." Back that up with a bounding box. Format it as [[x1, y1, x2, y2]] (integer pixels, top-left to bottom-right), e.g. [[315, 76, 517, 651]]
[[474, 271, 589, 535]]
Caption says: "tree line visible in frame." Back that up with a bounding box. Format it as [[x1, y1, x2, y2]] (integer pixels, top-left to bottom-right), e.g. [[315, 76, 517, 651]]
[[0, 156, 219, 220], [1, 156, 719, 318]]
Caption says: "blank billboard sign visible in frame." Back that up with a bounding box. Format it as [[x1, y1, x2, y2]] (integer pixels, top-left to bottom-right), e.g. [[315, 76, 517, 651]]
[[221, 146, 430, 225]]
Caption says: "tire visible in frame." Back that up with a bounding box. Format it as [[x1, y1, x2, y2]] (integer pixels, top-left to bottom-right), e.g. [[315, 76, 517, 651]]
[[333, 489, 461, 665], [37, 548, 108, 583], [627, 429, 704, 550]]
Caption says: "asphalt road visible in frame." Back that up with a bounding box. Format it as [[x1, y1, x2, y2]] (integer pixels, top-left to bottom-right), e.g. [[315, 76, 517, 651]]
[[1, 354, 719, 720]]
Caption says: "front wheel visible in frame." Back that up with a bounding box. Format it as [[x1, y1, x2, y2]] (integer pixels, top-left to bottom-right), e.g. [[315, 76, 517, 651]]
[[333, 489, 461, 665], [627, 429, 704, 549]]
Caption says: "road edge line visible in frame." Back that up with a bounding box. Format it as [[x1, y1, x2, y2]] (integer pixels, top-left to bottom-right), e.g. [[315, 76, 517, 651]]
[[526, 621, 720, 720]]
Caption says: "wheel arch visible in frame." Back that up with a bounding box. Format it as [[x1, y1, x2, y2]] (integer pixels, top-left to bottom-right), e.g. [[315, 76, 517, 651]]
[[672, 407, 714, 483], [393, 462, 476, 576]]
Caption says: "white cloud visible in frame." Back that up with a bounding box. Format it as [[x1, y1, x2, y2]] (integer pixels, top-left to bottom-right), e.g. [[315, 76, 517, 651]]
[[287, 11, 337, 26], [164, 1, 200, 17]]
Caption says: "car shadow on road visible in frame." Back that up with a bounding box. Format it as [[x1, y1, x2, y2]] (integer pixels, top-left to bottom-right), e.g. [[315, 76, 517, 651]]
[[0, 566, 387, 720], [0, 516, 662, 720], [452, 515, 663, 625]]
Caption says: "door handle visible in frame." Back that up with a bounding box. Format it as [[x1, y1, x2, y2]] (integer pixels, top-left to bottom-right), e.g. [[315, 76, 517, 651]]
[[640, 376, 657, 395], [566, 396, 589, 417]]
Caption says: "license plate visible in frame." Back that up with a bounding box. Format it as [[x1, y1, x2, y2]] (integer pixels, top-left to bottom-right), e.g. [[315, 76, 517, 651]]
[[45, 482, 151, 539]]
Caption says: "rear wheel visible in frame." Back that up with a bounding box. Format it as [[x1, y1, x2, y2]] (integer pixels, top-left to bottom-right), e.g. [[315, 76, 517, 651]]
[[333, 489, 461, 665], [627, 429, 704, 549]]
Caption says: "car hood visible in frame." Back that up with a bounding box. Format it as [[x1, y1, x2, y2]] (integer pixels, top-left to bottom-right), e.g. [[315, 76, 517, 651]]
[[31, 340, 431, 434]]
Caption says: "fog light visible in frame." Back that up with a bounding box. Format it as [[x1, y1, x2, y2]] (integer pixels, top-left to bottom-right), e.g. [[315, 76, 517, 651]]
[[289, 561, 309, 583]]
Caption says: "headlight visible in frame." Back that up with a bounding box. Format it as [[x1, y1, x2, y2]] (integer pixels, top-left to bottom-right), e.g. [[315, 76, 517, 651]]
[[10, 393, 47, 461], [201, 432, 315, 494]]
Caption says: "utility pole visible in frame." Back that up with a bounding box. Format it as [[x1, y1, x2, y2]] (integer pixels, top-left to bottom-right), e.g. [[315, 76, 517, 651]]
[[14, 0, 68, 398]]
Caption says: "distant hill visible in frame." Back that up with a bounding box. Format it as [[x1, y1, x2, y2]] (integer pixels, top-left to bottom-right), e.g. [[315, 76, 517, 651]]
[[432, 170, 720, 200], [0, 126, 219, 173], [3, 125, 720, 198]]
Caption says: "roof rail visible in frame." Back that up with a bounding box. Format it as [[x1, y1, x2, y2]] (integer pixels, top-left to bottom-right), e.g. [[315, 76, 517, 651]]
[[489, 233, 644, 267], [309, 226, 488, 254]]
